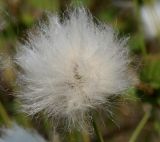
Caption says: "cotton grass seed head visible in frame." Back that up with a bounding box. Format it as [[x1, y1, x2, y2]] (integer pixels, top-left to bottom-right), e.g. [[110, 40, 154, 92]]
[[0, 124, 46, 142], [15, 7, 134, 130], [140, 1, 160, 38]]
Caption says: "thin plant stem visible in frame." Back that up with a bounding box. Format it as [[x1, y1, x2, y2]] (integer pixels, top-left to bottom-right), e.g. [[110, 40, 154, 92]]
[[92, 116, 104, 142], [0, 102, 11, 127], [134, 0, 147, 56], [129, 106, 151, 142], [82, 131, 90, 142]]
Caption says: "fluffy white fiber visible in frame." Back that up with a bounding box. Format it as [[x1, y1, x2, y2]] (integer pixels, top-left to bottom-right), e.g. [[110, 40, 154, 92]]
[[15, 7, 134, 129], [0, 124, 46, 142], [140, 1, 160, 38]]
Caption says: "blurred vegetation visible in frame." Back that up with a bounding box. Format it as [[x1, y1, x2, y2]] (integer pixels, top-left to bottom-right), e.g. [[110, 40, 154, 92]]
[[0, 0, 160, 142]]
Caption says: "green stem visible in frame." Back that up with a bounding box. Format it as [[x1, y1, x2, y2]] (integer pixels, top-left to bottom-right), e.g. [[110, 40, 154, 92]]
[[129, 107, 151, 142], [0, 102, 11, 127], [92, 117, 104, 142], [134, 0, 147, 56]]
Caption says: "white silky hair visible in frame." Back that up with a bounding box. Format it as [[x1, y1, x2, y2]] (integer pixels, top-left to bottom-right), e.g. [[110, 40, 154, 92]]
[[15, 7, 134, 130], [0, 124, 46, 142], [140, 1, 160, 38]]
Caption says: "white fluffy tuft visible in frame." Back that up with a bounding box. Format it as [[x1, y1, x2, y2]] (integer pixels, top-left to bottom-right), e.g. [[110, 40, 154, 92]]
[[0, 124, 46, 142], [15, 7, 134, 130]]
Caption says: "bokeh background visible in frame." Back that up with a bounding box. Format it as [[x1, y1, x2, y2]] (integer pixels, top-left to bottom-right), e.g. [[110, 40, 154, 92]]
[[0, 0, 160, 142]]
